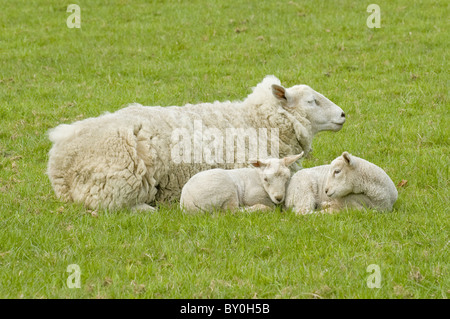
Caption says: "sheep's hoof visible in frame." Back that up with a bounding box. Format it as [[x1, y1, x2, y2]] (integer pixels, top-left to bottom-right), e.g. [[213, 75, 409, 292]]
[[132, 203, 156, 212], [320, 201, 331, 209], [319, 201, 337, 214], [295, 209, 315, 215]]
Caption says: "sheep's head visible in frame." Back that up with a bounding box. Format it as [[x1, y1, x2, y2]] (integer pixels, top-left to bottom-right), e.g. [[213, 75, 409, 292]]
[[251, 152, 304, 204], [271, 83, 346, 134], [324, 151, 356, 198]]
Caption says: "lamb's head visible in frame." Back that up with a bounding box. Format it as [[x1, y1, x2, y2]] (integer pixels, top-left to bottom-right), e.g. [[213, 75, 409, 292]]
[[251, 152, 304, 204], [324, 151, 358, 198], [271, 83, 346, 134]]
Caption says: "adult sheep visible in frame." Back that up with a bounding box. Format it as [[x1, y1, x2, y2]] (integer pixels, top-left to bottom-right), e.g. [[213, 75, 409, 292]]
[[47, 75, 346, 211]]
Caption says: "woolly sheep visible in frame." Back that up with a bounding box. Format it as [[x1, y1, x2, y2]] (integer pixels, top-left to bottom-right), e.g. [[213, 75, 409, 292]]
[[180, 153, 304, 212], [47, 75, 346, 211], [285, 152, 398, 214]]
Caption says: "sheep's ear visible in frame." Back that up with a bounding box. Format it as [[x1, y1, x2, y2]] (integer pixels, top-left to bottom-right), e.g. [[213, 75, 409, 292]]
[[272, 84, 287, 102], [272, 84, 294, 108], [342, 152, 353, 166], [283, 152, 304, 166]]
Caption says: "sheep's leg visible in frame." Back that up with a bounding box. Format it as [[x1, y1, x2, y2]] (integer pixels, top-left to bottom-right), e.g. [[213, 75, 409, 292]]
[[241, 204, 273, 212], [220, 190, 241, 212], [285, 177, 319, 215], [341, 194, 374, 211], [293, 194, 318, 215], [294, 207, 317, 215], [318, 200, 341, 214]]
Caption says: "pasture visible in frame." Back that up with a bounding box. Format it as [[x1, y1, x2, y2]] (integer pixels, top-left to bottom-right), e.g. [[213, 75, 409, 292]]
[[0, 0, 448, 298]]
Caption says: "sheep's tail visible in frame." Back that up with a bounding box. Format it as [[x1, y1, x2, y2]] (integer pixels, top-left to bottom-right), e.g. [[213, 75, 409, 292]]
[[48, 124, 78, 144], [48, 111, 113, 144]]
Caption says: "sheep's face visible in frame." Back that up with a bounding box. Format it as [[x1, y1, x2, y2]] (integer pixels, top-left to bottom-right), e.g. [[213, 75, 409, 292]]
[[324, 152, 355, 198], [259, 162, 291, 204], [252, 153, 304, 204], [272, 84, 346, 134]]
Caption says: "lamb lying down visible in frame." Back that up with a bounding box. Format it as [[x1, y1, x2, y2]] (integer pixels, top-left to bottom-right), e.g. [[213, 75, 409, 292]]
[[180, 153, 304, 213], [285, 152, 398, 214]]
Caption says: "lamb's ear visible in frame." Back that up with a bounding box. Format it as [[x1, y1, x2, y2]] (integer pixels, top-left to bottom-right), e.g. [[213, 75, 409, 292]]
[[250, 160, 267, 168], [342, 152, 353, 166], [283, 152, 304, 167]]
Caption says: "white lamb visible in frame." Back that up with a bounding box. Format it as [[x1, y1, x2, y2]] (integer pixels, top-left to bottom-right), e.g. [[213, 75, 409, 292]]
[[47, 75, 346, 211], [180, 153, 304, 213], [285, 152, 398, 214]]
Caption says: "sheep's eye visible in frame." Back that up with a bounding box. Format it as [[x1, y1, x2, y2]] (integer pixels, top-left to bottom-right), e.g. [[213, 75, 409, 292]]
[[334, 169, 341, 175]]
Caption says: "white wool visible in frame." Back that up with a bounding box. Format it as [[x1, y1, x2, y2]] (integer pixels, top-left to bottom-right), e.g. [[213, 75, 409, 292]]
[[47, 75, 345, 211], [285, 152, 398, 214], [180, 154, 303, 213], [243, 75, 281, 106]]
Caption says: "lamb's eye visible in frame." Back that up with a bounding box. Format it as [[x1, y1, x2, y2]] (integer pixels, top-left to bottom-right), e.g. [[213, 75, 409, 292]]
[[264, 177, 268, 182], [307, 99, 315, 104]]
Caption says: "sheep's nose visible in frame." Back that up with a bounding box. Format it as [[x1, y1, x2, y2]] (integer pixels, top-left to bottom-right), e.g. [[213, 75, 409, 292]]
[[325, 188, 329, 195], [341, 112, 346, 118], [275, 195, 283, 202]]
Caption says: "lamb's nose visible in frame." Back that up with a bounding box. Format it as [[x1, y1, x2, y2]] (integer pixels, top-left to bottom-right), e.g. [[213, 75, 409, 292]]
[[341, 112, 346, 118], [275, 195, 283, 202], [325, 188, 329, 195]]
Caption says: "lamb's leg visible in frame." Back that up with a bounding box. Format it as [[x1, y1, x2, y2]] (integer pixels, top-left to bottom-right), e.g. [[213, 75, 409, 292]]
[[132, 203, 156, 212], [220, 190, 241, 212], [292, 193, 318, 215], [285, 177, 319, 215], [241, 204, 273, 212], [318, 200, 342, 214]]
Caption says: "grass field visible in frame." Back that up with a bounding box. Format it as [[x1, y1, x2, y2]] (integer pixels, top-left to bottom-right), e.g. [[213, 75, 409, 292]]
[[0, 0, 448, 299]]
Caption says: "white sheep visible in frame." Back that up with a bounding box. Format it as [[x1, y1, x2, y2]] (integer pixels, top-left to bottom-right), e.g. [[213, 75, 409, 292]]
[[180, 153, 304, 213], [285, 152, 398, 214], [47, 75, 345, 211]]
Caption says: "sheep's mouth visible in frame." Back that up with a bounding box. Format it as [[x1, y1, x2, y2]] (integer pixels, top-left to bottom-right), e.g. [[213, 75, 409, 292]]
[[272, 198, 284, 205], [331, 122, 345, 131]]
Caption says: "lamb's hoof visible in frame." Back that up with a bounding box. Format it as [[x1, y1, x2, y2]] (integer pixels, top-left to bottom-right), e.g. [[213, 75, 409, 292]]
[[320, 201, 331, 209], [295, 209, 315, 216], [242, 204, 272, 212], [132, 203, 156, 212]]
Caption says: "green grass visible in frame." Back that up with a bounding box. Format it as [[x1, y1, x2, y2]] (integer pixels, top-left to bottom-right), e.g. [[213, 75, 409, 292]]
[[0, 0, 448, 298]]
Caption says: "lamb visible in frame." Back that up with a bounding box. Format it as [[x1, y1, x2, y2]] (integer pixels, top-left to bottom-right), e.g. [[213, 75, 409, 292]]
[[180, 153, 304, 213], [285, 152, 398, 214], [47, 75, 346, 211]]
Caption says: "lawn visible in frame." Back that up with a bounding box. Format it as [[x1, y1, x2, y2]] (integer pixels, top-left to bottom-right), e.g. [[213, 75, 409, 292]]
[[0, 0, 448, 298]]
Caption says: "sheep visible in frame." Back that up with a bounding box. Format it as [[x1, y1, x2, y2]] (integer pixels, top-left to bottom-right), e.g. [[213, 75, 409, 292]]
[[47, 75, 346, 211], [285, 152, 398, 214], [180, 153, 304, 213]]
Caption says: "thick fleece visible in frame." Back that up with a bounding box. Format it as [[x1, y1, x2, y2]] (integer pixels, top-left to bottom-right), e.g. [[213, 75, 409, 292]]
[[47, 75, 345, 210]]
